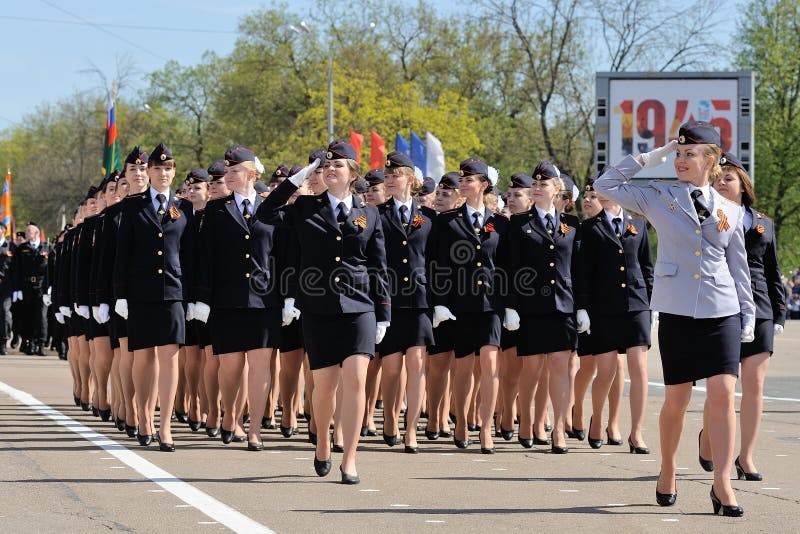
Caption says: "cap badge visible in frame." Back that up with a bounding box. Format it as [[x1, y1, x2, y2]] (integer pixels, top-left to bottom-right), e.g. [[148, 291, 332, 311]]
[[160, 153, 167, 161], [678, 135, 685, 143]]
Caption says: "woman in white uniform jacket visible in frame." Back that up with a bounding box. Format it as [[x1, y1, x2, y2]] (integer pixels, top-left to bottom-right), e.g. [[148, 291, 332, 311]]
[[594, 121, 754, 517]]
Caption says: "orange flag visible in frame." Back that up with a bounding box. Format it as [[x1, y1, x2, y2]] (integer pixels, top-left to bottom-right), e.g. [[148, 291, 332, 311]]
[[370, 131, 386, 170], [1, 169, 12, 237], [350, 129, 364, 164]]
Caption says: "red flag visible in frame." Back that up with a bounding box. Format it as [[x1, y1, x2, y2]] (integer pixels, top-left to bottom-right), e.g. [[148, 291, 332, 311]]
[[370, 131, 386, 170], [350, 129, 364, 164], [1, 169, 11, 238]]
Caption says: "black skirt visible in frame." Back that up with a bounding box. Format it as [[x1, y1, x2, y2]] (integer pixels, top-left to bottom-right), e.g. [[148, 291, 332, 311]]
[[69, 313, 86, 338], [428, 319, 454, 355], [210, 307, 281, 355], [280, 319, 304, 353], [303, 311, 375, 370], [577, 331, 594, 357], [501, 328, 518, 351], [658, 313, 740, 385], [127, 301, 185, 351], [377, 308, 434, 356], [741, 318, 774, 358], [453, 311, 502, 359], [590, 310, 651, 355], [184, 320, 199, 347], [86, 315, 110, 341], [517, 312, 577, 356], [109, 313, 127, 350], [196, 320, 211, 350]]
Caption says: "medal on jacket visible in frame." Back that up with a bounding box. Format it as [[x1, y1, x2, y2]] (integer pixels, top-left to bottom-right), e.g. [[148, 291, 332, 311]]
[[625, 223, 638, 235], [353, 214, 367, 229], [412, 214, 426, 228], [484, 221, 496, 233], [169, 205, 181, 219], [755, 224, 765, 235], [559, 222, 571, 234], [716, 209, 730, 232]]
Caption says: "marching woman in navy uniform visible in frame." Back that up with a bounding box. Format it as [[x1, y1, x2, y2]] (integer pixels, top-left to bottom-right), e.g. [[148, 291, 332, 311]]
[[97, 151, 141, 437], [113, 143, 189, 451], [193, 146, 282, 451], [595, 122, 755, 516], [424, 172, 462, 440], [378, 151, 436, 452], [504, 161, 581, 453], [496, 173, 534, 440], [576, 180, 653, 453], [698, 153, 786, 481], [257, 139, 390, 484], [428, 158, 507, 453]]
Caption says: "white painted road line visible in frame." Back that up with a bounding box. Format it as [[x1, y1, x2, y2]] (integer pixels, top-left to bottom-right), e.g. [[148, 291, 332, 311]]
[[0, 380, 274, 534], [638, 380, 800, 403]]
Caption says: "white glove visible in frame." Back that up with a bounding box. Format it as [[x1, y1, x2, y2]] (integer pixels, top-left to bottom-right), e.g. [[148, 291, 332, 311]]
[[640, 140, 678, 168], [114, 298, 128, 320], [55, 312, 65, 324], [98, 303, 110, 324], [185, 302, 196, 322], [92, 306, 102, 323], [503, 308, 520, 331], [75, 304, 90, 319], [12, 290, 22, 302], [576, 309, 591, 334], [741, 325, 755, 343], [375, 321, 390, 344], [43, 294, 52, 307], [651, 311, 659, 330], [60, 305, 72, 318], [432, 305, 456, 328], [288, 158, 321, 187], [281, 298, 301, 326], [774, 323, 784, 336], [193, 302, 211, 323]]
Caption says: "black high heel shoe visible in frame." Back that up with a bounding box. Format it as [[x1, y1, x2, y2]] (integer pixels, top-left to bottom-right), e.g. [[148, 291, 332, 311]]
[[500, 427, 515, 441], [247, 441, 263, 451], [735, 456, 763, 481], [403, 434, 419, 454], [188, 418, 201, 432], [383, 433, 401, 447], [99, 408, 112, 422], [280, 426, 296, 438], [627, 436, 650, 454], [425, 428, 440, 441], [453, 436, 471, 449], [125, 424, 138, 438], [605, 428, 623, 446], [710, 486, 743, 517], [314, 456, 331, 476], [698, 429, 714, 472], [157, 432, 175, 452], [587, 417, 603, 449], [115, 418, 126, 432], [81, 402, 92, 412], [92, 406, 100, 417], [339, 465, 360, 485], [138, 434, 153, 446], [438, 429, 452, 438], [518, 436, 533, 449], [174, 412, 189, 424], [656, 474, 677, 507], [220, 427, 234, 444], [261, 417, 275, 429], [308, 430, 317, 445], [544, 423, 553, 432], [332, 443, 344, 453], [74, 396, 81, 407], [206, 426, 220, 438], [550, 431, 568, 454]]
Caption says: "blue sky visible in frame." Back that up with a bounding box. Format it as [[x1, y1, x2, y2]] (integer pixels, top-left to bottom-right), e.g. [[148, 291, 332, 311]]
[[0, 0, 736, 130]]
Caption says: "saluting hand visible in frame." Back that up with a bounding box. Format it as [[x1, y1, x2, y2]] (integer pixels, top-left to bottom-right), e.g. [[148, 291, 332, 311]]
[[576, 309, 591, 334], [375, 321, 390, 344], [433, 305, 456, 328], [288, 158, 322, 187], [638, 140, 678, 168], [503, 308, 520, 331]]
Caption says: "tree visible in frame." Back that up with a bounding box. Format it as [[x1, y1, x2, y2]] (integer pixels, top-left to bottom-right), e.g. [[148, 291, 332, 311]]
[[736, 0, 800, 272]]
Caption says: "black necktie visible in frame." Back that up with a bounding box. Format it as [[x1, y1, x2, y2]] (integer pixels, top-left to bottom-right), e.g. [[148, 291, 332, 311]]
[[242, 198, 251, 219], [156, 193, 167, 216], [337, 202, 348, 225], [472, 211, 481, 232], [691, 189, 710, 222], [399, 205, 409, 226], [545, 213, 555, 234], [613, 217, 622, 237]]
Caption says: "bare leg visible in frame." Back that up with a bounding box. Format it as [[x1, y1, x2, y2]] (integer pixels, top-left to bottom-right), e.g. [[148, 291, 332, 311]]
[[133, 347, 158, 435], [738, 353, 770, 473], [380, 352, 403, 438], [707, 373, 739, 505], [119, 338, 137, 428], [155, 344, 180, 443], [403, 347, 426, 448], [589, 351, 618, 441], [183, 345, 203, 424], [477, 345, 499, 449], [571, 355, 595, 432], [607, 354, 624, 439], [626, 346, 648, 447], [340, 354, 370, 475], [203, 347, 220, 429], [218, 352, 245, 434], [279, 348, 304, 430], [547, 350, 572, 449], [657, 383, 693, 495], [452, 355, 475, 442], [245, 348, 273, 445], [517, 355, 545, 440]]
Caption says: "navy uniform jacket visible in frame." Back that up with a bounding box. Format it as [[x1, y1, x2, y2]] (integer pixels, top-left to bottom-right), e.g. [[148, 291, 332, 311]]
[[427, 204, 508, 313], [74, 214, 100, 307], [93, 203, 122, 306], [745, 207, 786, 326], [595, 155, 755, 328], [0, 239, 13, 296], [504, 209, 580, 315], [55, 228, 77, 310], [12, 241, 49, 296], [378, 198, 436, 309], [576, 212, 653, 314], [255, 179, 391, 323], [180, 207, 203, 304], [195, 193, 280, 309], [113, 190, 189, 303]]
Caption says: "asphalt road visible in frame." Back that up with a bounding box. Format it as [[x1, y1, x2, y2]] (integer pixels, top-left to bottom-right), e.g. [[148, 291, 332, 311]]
[[1, 323, 799, 533]]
